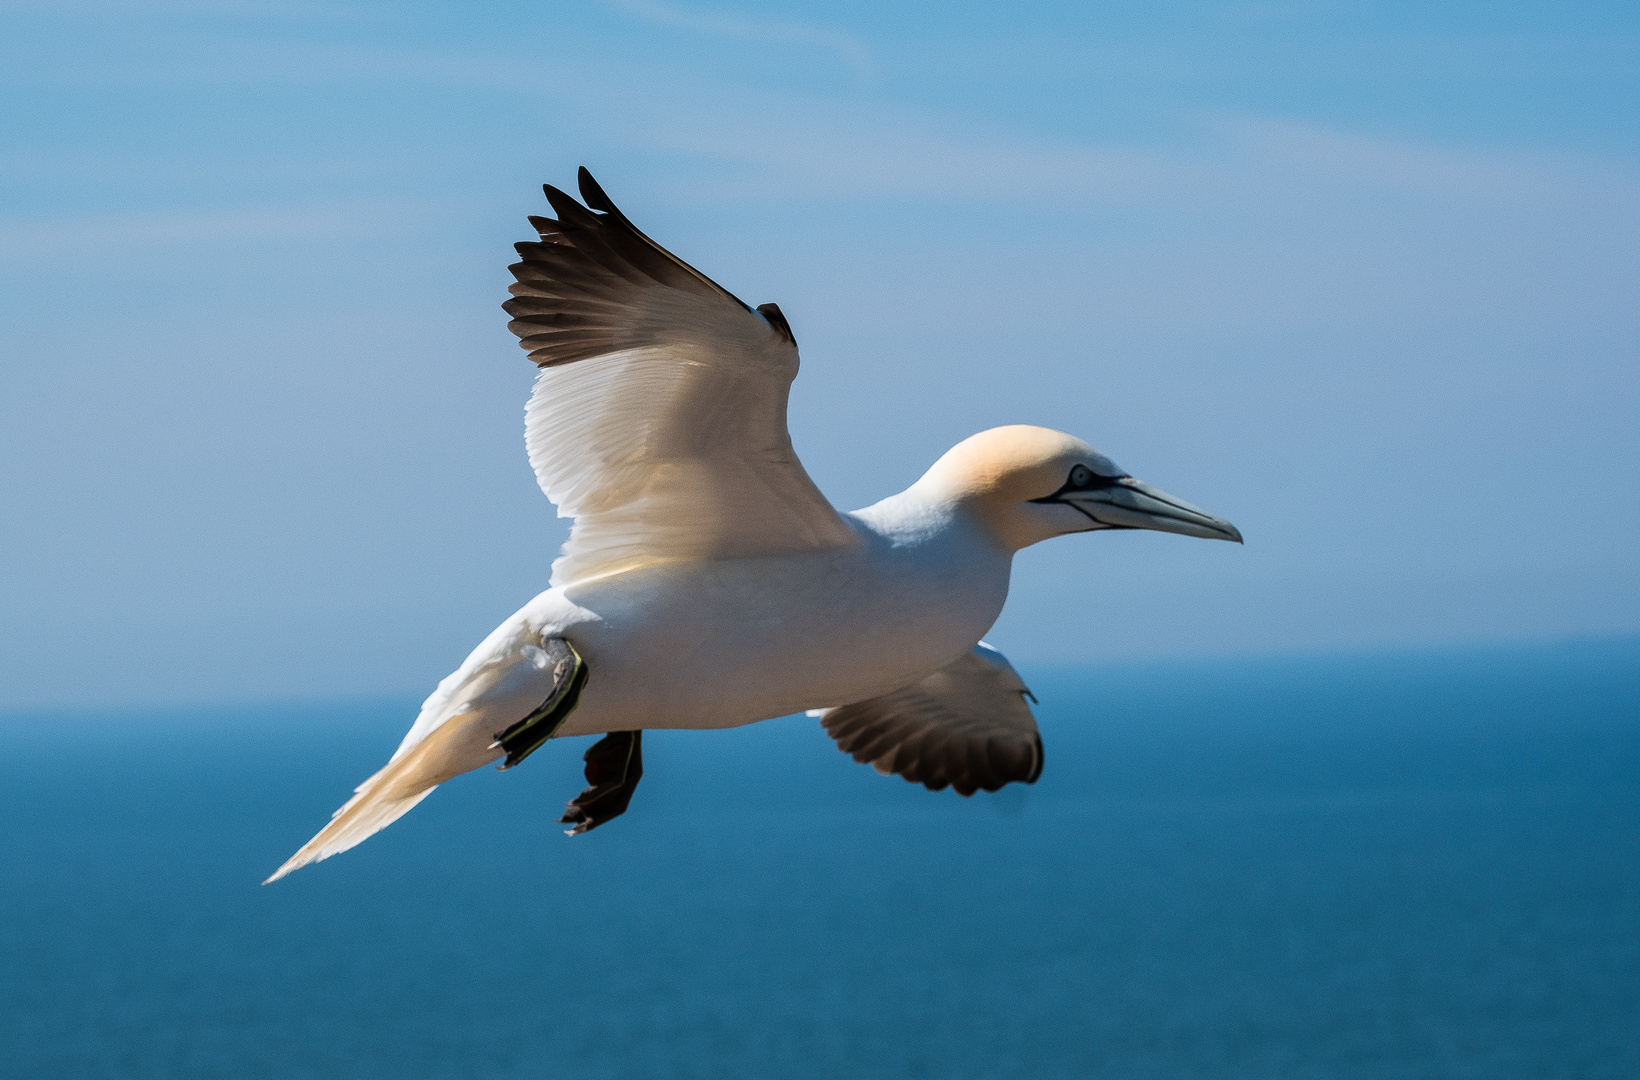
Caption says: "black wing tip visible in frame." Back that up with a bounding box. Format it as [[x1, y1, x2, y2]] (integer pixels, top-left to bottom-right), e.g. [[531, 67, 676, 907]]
[[577, 166, 620, 215], [542, 183, 597, 226], [505, 169, 764, 363], [756, 303, 796, 347]]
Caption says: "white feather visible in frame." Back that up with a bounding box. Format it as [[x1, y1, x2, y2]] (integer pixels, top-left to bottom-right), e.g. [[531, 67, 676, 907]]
[[523, 290, 856, 587]]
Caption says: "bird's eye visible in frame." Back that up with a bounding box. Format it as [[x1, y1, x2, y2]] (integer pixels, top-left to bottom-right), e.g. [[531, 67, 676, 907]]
[[1069, 465, 1094, 488]]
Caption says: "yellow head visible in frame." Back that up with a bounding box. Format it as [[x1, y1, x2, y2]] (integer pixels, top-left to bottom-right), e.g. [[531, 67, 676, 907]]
[[912, 425, 1242, 552]]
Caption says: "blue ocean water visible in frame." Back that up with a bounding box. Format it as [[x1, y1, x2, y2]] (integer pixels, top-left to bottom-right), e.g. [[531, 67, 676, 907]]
[[2, 640, 1636, 1080]]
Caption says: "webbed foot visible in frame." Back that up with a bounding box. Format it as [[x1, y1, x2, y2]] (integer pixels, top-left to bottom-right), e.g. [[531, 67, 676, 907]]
[[560, 730, 643, 834]]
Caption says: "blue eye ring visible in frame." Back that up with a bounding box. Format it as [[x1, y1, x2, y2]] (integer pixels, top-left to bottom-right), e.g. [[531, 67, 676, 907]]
[[1069, 465, 1094, 488]]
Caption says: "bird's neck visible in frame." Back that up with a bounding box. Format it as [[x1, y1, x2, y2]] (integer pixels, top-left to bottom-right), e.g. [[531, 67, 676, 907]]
[[858, 471, 1074, 554], [850, 484, 1011, 556]]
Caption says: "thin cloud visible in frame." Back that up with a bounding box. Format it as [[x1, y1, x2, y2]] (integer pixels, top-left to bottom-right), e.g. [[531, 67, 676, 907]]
[[0, 199, 440, 263], [601, 0, 875, 84], [1222, 115, 1640, 206], [15, 33, 1631, 219], [7, 37, 1634, 233], [0, 0, 326, 13], [532, 79, 1640, 218]]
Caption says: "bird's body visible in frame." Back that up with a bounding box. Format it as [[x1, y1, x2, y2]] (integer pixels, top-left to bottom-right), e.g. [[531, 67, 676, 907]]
[[265, 169, 1241, 883], [411, 488, 1009, 751]]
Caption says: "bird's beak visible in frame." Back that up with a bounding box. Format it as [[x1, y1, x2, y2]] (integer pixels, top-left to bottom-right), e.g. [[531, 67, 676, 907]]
[[1058, 478, 1243, 542]]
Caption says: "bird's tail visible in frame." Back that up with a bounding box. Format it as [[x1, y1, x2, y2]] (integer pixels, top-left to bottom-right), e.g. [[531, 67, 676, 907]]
[[263, 735, 449, 884]]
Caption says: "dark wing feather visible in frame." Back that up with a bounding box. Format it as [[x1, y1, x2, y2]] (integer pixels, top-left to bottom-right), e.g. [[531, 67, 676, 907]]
[[820, 644, 1044, 796], [504, 167, 792, 368]]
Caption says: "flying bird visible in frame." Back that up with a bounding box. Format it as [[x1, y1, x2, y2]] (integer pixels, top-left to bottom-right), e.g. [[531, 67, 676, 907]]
[[266, 169, 1241, 883]]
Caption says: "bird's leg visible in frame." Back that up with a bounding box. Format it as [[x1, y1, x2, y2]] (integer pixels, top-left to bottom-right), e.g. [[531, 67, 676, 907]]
[[560, 730, 643, 835], [492, 638, 589, 770]]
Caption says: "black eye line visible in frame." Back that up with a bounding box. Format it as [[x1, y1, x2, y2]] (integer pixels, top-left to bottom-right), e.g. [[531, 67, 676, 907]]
[[1028, 468, 1131, 503]]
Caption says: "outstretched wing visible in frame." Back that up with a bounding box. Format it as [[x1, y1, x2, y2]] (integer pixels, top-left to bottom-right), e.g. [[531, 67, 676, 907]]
[[505, 168, 857, 587], [816, 643, 1044, 796]]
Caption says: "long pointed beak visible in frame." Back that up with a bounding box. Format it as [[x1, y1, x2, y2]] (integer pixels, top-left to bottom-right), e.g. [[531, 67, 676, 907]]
[[1060, 478, 1243, 542]]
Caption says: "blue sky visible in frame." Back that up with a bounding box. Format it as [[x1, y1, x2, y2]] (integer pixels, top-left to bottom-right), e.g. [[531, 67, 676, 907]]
[[2, 0, 1637, 709]]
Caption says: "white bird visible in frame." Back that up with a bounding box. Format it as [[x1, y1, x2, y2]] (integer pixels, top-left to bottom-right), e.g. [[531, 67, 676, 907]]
[[265, 169, 1241, 883]]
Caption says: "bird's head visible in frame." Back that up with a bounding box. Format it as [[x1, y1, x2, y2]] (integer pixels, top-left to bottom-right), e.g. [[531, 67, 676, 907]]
[[915, 425, 1242, 552]]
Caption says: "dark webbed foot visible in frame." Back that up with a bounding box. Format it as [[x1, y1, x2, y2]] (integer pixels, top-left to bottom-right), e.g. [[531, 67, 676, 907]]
[[560, 730, 643, 835]]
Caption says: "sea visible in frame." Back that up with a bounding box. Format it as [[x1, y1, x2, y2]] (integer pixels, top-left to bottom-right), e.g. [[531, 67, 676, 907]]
[[2, 639, 1636, 1080]]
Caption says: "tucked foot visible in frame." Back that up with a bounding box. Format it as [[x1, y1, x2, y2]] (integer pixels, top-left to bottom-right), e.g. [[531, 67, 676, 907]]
[[560, 730, 644, 835], [492, 638, 588, 770]]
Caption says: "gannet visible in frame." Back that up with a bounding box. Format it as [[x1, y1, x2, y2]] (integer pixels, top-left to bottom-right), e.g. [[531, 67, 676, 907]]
[[265, 169, 1241, 883]]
